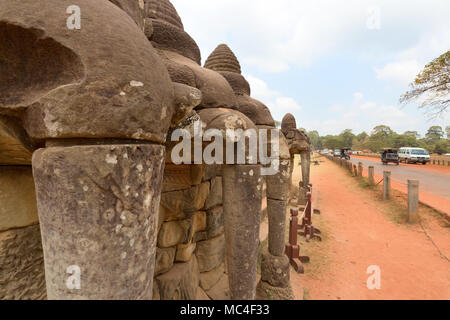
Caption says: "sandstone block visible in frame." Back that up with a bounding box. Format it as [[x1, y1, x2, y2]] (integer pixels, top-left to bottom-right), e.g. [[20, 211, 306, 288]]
[[158, 219, 192, 248], [155, 256, 199, 300], [176, 242, 196, 262], [199, 263, 225, 291], [155, 247, 176, 276], [0, 224, 46, 300], [195, 234, 226, 273], [204, 177, 222, 210], [160, 182, 210, 221], [206, 206, 224, 239], [0, 166, 38, 232]]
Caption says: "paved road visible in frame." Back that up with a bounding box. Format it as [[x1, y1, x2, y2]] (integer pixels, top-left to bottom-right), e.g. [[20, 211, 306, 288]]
[[349, 157, 450, 200]]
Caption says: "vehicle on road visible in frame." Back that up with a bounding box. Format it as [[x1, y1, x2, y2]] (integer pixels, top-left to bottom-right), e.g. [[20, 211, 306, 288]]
[[333, 149, 341, 157], [340, 148, 351, 160], [398, 147, 430, 165], [380, 148, 399, 165]]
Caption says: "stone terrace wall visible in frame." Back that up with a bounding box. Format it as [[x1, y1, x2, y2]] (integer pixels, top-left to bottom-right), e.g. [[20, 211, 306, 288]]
[[153, 164, 229, 300], [0, 166, 46, 300]]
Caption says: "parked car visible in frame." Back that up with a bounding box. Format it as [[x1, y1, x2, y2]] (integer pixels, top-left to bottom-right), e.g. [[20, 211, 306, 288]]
[[333, 149, 341, 157], [445, 153, 450, 157], [398, 147, 430, 165], [380, 148, 399, 165]]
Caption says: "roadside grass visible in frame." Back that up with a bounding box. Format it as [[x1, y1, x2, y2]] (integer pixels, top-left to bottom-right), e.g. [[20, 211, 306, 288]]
[[335, 160, 449, 229]]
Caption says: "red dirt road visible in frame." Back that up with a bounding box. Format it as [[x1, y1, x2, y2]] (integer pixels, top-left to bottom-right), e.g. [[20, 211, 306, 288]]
[[290, 157, 450, 300]]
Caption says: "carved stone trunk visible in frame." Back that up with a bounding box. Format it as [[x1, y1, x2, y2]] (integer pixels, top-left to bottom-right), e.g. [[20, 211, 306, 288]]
[[32, 144, 165, 300]]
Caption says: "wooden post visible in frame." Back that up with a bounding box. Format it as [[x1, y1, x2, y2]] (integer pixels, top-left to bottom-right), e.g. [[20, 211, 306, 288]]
[[358, 162, 363, 177], [353, 164, 357, 177], [408, 180, 419, 223], [368, 166, 374, 186], [383, 171, 391, 200]]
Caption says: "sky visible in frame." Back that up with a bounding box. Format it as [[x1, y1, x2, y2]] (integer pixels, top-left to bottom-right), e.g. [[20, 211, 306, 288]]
[[171, 0, 450, 137]]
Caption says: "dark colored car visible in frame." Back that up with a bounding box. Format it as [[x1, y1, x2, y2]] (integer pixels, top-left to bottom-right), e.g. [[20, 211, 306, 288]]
[[381, 148, 399, 165]]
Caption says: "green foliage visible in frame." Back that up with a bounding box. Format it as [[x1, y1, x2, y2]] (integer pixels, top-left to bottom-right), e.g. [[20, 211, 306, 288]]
[[433, 140, 449, 155], [400, 51, 450, 116], [426, 126, 444, 141], [316, 125, 447, 153], [307, 130, 322, 150]]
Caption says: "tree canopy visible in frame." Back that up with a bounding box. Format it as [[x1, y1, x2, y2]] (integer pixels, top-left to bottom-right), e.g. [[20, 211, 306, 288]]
[[400, 51, 450, 116], [308, 125, 449, 155]]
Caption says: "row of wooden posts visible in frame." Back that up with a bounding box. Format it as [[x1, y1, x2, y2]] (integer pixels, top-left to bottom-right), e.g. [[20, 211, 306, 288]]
[[327, 156, 420, 223]]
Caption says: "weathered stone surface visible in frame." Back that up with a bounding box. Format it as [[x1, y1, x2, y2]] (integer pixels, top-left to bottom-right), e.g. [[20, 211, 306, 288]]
[[155, 247, 176, 276], [0, 0, 177, 143], [155, 256, 199, 300], [206, 206, 224, 239], [235, 96, 275, 127], [160, 50, 237, 109], [266, 160, 291, 201], [205, 273, 230, 300], [171, 83, 202, 127], [152, 280, 161, 300], [196, 286, 211, 300], [158, 219, 192, 248], [32, 144, 165, 299], [199, 263, 225, 291], [219, 71, 251, 96], [193, 231, 208, 243], [0, 117, 34, 165], [145, 0, 184, 30], [176, 243, 196, 262], [195, 234, 226, 273], [256, 280, 294, 300], [0, 166, 38, 232], [266, 199, 287, 257], [204, 44, 242, 74], [192, 211, 207, 234], [0, 224, 46, 300], [109, 0, 146, 29], [223, 165, 262, 300], [162, 164, 203, 193], [202, 164, 219, 182], [205, 177, 222, 210], [160, 182, 210, 221], [260, 253, 290, 288]]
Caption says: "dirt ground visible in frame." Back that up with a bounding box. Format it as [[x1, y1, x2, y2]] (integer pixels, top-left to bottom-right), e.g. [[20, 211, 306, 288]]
[[289, 156, 450, 300]]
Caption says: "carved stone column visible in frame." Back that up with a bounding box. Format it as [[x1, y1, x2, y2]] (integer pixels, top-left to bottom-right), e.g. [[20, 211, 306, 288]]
[[222, 164, 262, 300], [32, 143, 165, 300]]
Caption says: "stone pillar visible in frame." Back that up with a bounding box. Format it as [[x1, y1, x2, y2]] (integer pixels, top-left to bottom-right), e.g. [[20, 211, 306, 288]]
[[222, 164, 261, 300], [257, 159, 294, 300], [383, 171, 391, 200], [408, 180, 419, 223], [298, 152, 310, 205], [368, 166, 375, 186], [32, 144, 165, 300]]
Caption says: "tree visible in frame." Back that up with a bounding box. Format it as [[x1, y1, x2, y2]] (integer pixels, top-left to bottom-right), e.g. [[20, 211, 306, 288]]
[[434, 140, 449, 155], [426, 126, 444, 141], [307, 130, 322, 150], [371, 125, 393, 136], [404, 131, 420, 139], [400, 51, 450, 116], [356, 132, 368, 142], [446, 126, 450, 139], [322, 135, 344, 150], [339, 129, 355, 148]]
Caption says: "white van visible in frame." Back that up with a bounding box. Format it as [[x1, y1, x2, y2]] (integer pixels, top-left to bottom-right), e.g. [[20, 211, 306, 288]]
[[398, 148, 430, 165]]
